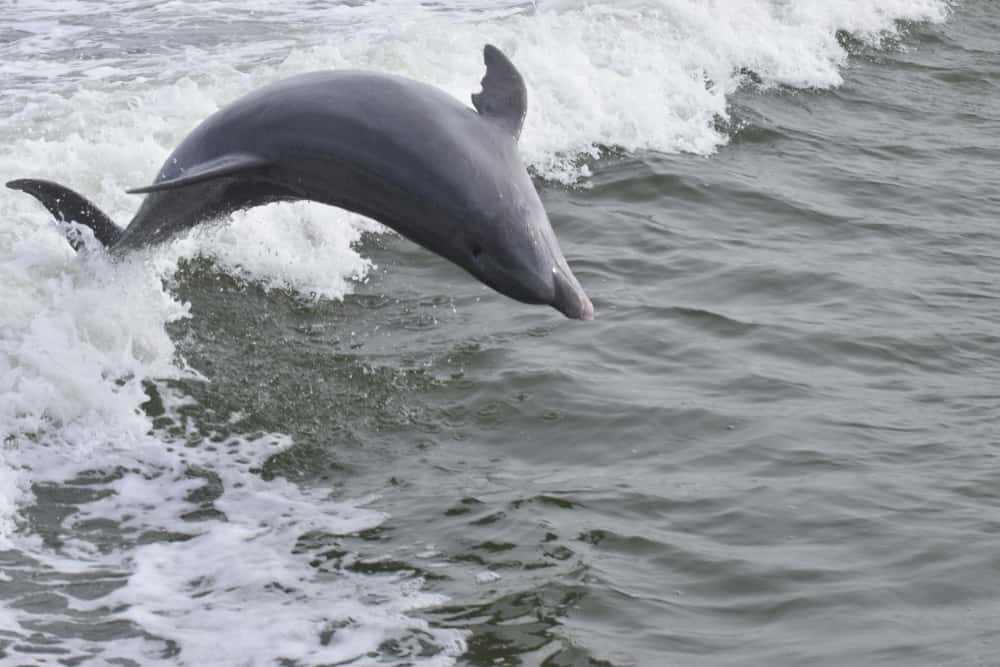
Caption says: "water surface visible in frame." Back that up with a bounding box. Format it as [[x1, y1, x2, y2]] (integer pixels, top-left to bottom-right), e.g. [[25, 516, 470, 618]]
[[2, 1, 998, 665]]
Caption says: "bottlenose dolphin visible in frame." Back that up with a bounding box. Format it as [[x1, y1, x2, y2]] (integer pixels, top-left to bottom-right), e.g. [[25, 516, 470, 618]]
[[7, 45, 593, 319]]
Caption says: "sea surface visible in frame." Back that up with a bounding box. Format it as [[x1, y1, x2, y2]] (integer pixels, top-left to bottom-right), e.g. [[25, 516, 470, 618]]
[[1, 1, 998, 665]]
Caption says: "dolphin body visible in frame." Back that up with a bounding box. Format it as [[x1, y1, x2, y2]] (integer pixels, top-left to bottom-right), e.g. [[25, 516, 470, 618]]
[[7, 45, 593, 320]]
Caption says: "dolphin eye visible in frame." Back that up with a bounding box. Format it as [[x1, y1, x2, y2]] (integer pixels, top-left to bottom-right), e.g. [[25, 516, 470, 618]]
[[471, 243, 483, 260]]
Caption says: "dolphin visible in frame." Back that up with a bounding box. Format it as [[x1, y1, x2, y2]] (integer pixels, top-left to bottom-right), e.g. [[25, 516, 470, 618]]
[[7, 45, 593, 320]]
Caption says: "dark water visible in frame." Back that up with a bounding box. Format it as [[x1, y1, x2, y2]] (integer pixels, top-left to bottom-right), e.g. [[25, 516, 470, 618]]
[[2, 1, 999, 665]]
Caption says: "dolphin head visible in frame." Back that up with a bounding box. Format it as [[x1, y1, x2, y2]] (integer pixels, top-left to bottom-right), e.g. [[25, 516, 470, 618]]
[[469, 227, 594, 320], [448, 166, 593, 321]]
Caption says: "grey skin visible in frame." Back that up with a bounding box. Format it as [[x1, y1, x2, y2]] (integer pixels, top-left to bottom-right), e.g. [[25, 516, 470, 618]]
[[7, 45, 593, 320]]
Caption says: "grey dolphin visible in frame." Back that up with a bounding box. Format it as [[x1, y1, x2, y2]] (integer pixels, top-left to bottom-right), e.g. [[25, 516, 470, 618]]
[[8, 45, 593, 320]]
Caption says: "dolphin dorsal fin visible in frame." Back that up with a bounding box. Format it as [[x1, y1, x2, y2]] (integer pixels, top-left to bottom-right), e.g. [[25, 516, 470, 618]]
[[127, 153, 272, 194], [471, 44, 527, 140]]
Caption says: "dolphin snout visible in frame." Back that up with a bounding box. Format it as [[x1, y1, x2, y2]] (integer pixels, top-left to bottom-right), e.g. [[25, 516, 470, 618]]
[[551, 268, 594, 320]]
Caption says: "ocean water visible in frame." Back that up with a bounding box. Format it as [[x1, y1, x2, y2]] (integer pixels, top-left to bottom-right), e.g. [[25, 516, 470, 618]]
[[1, 0, 997, 665]]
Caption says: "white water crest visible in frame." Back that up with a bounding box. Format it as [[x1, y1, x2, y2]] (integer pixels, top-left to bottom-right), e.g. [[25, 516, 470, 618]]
[[0, 0, 953, 663]]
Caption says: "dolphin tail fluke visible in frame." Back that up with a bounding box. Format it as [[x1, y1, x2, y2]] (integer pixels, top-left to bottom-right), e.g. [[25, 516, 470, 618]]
[[6, 178, 123, 251]]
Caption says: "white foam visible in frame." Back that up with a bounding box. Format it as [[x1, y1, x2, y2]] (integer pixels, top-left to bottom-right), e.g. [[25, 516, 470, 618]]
[[166, 203, 376, 300], [93, 428, 463, 665], [1, 388, 466, 665], [475, 570, 502, 584], [270, 0, 953, 181], [0, 213, 187, 539]]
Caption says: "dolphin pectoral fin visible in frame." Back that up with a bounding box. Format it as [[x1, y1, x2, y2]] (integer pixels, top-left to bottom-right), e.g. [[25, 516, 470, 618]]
[[127, 153, 273, 194], [471, 44, 527, 140]]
